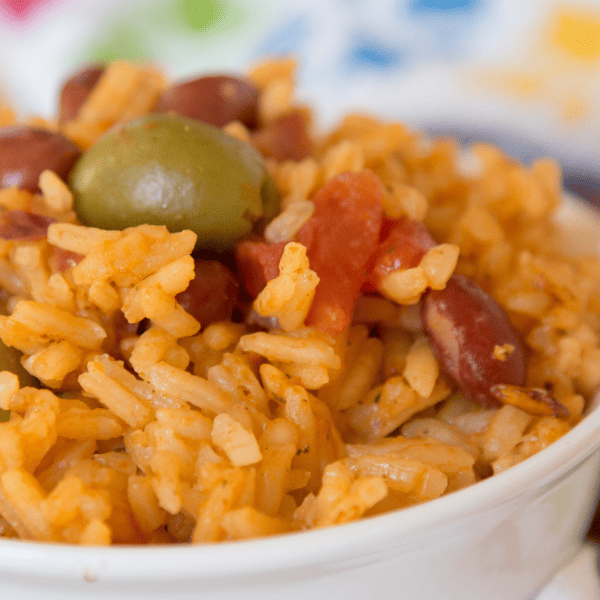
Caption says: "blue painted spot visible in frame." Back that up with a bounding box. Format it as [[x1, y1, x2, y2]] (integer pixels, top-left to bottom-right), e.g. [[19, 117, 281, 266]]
[[258, 16, 308, 56], [408, 0, 481, 13], [346, 36, 404, 69]]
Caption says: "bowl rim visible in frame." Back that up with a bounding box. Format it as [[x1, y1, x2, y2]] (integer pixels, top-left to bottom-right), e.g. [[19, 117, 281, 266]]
[[0, 197, 599, 584]]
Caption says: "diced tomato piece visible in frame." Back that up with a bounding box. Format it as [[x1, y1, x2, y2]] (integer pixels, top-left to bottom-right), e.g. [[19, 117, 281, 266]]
[[176, 259, 240, 326], [234, 240, 286, 298], [297, 171, 383, 336], [234, 172, 384, 337], [365, 217, 436, 290]]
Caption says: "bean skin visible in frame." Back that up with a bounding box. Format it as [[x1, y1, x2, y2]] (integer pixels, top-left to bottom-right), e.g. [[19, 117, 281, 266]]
[[0, 210, 56, 241], [49, 247, 84, 272], [252, 111, 313, 161], [421, 274, 528, 407], [58, 65, 105, 124], [154, 75, 260, 129], [0, 127, 81, 192], [177, 260, 240, 326]]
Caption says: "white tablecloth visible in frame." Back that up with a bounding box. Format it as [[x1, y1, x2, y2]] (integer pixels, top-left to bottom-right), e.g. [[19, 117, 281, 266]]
[[537, 545, 600, 600]]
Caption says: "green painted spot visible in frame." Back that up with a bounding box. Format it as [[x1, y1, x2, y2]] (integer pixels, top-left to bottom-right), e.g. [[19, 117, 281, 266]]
[[181, 0, 223, 30], [172, 0, 246, 35], [0, 409, 10, 423], [82, 25, 152, 64]]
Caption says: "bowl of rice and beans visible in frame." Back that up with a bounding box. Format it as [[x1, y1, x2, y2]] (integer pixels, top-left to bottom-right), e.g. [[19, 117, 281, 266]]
[[0, 57, 597, 600]]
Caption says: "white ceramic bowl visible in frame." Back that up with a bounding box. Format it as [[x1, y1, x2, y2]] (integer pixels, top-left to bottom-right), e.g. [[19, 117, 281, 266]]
[[0, 198, 599, 600]]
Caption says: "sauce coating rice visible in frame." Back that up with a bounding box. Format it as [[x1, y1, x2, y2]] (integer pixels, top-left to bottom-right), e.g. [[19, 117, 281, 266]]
[[0, 58, 597, 545]]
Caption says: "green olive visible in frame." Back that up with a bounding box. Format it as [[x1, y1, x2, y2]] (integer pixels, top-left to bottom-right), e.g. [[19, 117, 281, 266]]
[[0, 340, 35, 387], [68, 114, 280, 251]]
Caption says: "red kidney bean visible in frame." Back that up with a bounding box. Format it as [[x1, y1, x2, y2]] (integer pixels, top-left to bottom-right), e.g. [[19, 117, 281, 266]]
[[177, 259, 240, 326], [0, 210, 56, 241], [0, 127, 81, 192], [252, 111, 313, 161], [154, 75, 260, 129], [58, 65, 105, 124], [421, 274, 528, 407], [48, 247, 84, 272]]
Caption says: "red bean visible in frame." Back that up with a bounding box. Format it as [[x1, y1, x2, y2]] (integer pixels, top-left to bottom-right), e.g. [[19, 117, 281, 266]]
[[48, 247, 84, 272], [177, 260, 240, 326], [0, 210, 56, 241], [0, 127, 81, 192], [252, 111, 313, 161], [421, 274, 528, 407], [58, 65, 105, 124], [154, 75, 260, 129]]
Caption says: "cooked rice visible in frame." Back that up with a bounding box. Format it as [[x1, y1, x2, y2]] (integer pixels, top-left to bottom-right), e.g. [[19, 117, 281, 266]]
[[0, 57, 597, 545]]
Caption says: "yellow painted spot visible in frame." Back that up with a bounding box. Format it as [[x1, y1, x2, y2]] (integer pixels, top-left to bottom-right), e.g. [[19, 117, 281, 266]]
[[495, 72, 542, 98], [561, 95, 590, 121], [548, 7, 600, 61], [472, 70, 542, 100]]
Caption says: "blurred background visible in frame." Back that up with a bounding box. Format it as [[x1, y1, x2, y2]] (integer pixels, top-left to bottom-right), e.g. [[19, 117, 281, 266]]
[[1, 0, 600, 179], [1, 0, 600, 189], [0, 0, 599, 545], [1, 0, 600, 205]]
